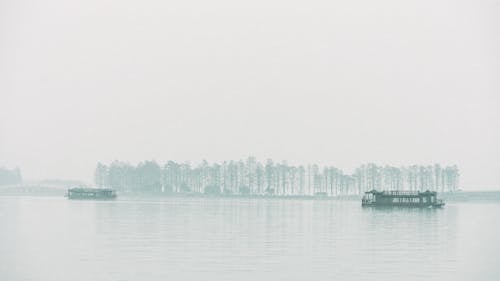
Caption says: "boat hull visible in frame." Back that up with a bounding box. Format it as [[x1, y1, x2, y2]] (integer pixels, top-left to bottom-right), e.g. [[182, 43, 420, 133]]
[[362, 202, 445, 208], [67, 194, 117, 200]]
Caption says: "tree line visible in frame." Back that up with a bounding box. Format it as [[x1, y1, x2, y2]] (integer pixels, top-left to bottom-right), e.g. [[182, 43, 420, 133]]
[[94, 158, 459, 195]]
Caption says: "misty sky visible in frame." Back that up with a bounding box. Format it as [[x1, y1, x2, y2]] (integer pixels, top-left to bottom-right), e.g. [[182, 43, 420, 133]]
[[1, 0, 499, 189]]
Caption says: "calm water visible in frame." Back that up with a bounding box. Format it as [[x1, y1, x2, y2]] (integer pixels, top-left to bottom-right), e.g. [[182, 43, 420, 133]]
[[1, 195, 499, 281]]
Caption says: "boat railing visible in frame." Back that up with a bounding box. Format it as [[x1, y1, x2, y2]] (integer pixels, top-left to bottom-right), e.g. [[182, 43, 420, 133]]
[[382, 190, 420, 196], [362, 198, 374, 204]]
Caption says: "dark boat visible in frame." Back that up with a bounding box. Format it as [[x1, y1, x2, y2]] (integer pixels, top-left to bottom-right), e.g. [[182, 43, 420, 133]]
[[362, 190, 444, 207], [66, 187, 117, 200]]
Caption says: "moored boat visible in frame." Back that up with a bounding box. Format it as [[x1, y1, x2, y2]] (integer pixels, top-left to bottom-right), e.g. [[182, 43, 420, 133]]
[[66, 187, 117, 200], [362, 190, 444, 207]]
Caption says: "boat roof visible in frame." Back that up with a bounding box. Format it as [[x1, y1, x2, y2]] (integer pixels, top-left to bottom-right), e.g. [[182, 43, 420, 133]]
[[68, 187, 115, 192], [364, 190, 437, 196]]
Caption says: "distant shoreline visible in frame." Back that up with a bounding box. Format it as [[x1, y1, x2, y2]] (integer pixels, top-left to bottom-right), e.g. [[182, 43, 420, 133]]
[[1, 185, 500, 202]]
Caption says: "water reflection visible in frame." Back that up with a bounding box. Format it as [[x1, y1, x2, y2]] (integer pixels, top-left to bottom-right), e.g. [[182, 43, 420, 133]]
[[0, 197, 499, 281]]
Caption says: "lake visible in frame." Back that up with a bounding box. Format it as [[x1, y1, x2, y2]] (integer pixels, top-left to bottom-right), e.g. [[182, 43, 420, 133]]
[[1, 194, 499, 281]]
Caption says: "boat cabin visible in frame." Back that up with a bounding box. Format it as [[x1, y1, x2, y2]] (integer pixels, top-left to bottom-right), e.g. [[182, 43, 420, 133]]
[[362, 190, 444, 207], [66, 188, 117, 200]]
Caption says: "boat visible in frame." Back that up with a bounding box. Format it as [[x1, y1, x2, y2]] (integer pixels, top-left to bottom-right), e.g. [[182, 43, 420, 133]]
[[66, 187, 117, 200], [362, 190, 444, 207]]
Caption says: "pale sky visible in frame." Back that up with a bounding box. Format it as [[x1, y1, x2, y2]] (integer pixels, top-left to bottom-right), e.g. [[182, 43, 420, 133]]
[[1, 0, 499, 189]]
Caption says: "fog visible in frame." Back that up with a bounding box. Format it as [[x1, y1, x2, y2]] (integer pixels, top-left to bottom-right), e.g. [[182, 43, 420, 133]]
[[1, 0, 499, 189]]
